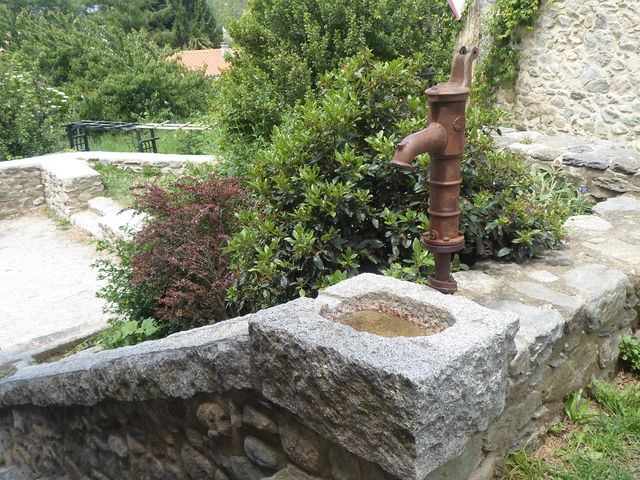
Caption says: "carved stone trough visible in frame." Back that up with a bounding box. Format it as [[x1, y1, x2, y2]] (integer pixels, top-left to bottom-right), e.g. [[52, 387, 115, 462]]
[[249, 273, 519, 479]]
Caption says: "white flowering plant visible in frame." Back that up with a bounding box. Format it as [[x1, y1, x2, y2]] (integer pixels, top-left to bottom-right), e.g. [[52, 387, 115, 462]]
[[0, 57, 70, 160]]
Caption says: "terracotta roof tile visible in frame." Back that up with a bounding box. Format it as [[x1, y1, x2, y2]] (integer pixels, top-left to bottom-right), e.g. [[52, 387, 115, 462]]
[[168, 48, 229, 77]]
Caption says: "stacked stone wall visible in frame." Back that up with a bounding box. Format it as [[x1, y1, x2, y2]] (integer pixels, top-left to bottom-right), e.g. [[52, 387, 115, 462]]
[[0, 161, 44, 219], [77, 151, 214, 175], [0, 212, 638, 480], [503, 0, 640, 148], [42, 160, 105, 217], [0, 152, 214, 220], [0, 391, 388, 480]]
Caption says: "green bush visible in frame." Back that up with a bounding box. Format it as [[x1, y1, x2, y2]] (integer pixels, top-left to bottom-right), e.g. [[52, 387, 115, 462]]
[[225, 54, 589, 313], [213, 0, 461, 143], [6, 11, 212, 122], [95, 174, 247, 330], [461, 109, 591, 261], [0, 57, 69, 160]]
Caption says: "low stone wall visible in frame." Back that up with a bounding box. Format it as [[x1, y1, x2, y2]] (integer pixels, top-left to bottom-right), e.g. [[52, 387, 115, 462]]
[[1, 187, 638, 480], [77, 151, 214, 174], [0, 152, 214, 221], [0, 159, 45, 218], [494, 128, 640, 200], [3, 390, 388, 480]]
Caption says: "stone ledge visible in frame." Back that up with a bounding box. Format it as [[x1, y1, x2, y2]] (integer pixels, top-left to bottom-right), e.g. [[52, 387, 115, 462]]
[[78, 151, 215, 173], [0, 319, 251, 408], [0, 275, 519, 480], [41, 158, 101, 183], [494, 128, 640, 199]]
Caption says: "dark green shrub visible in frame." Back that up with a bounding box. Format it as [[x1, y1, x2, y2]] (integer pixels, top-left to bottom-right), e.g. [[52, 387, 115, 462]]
[[225, 54, 589, 313], [95, 175, 247, 330], [6, 11, 212, 122], [460, 109, 591, 261]]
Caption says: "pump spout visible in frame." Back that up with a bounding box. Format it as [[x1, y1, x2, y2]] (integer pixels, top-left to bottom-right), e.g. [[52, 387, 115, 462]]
[[390, 122, 447, 170]]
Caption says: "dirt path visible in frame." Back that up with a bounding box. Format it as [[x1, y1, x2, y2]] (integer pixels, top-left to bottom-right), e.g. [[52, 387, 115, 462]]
[[0, 213, 108, 365]]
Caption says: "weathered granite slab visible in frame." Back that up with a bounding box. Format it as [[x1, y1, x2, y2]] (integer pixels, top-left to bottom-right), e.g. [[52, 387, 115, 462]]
[[0, 319, 252, 408]]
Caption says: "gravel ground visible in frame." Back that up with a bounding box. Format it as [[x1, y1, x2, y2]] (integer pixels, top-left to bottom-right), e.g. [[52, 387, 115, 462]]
[[0, 214, 108, 364]]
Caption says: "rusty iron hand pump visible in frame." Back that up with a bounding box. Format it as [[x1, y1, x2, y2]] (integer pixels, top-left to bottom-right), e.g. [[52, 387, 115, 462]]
[[391, 46, 479, 294]]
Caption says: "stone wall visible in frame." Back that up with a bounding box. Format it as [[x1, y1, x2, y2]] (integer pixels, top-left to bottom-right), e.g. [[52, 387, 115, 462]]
[[502, 0, 640, 148], [0, 152, 214, 221], [0, 159, 45, 218], [494, 128, 640, 200], [1, 391, 388, 480], [78, 151, 215, 175], [42, 159, 105, 217]]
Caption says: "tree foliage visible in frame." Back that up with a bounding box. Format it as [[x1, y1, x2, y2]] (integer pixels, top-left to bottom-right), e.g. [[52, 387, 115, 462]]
[[213, 0, 462, 143], [0, 56, 69, 161], [1, 0, 222, 48], [5, 11, 212, 121]]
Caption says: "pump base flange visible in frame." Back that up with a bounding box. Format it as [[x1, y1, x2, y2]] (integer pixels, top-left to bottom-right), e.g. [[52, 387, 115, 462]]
[[427, 275, 458, 295]]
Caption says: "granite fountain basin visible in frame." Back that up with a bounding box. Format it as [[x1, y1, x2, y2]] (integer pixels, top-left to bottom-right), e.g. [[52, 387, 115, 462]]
[[248, 274, 519, 479]]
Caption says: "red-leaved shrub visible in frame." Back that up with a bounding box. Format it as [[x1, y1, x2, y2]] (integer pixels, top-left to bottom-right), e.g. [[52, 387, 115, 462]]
[[130, 175, 247, 328]]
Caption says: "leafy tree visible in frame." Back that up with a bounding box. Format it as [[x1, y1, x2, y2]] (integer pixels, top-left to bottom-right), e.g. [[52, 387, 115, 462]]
[[170, 0, 221, 48], [2, 0, 222, 49], [0, 56, 69, 160], [94, 0, 222, 48], [6, 11, 212, 121], [213, 0, 461, 143], [207, 0, 247, 22]]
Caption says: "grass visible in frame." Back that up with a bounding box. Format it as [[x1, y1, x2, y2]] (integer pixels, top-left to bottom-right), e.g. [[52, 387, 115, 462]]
[[88, 130, 216, 155], [504, 373, 640, 480], [93, 162, 221, 207], [92, 163, 165, 207], [44, 206, 71, 230]]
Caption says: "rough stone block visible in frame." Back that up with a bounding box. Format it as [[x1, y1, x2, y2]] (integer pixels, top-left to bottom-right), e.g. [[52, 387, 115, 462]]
[[87, 196, 124, 217], [593, 194, 640, 215], [564, 215, 612, 234], [0, 318, 252, 407], [562, 152, 610, 170], [490, 301, 564, 366], [562, 264, 628, 332], [242, 405, 278, 434], [250, 274, 519, 480], [98, 209, 148, 240], [69, 210, 104, 239], [244, 436, 285, 470]]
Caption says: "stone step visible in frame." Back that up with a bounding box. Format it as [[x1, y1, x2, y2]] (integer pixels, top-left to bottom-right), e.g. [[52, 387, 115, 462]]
[[69, 210, 103, 239], [87, 196, 124, 217], [98, 209, 147, 240]]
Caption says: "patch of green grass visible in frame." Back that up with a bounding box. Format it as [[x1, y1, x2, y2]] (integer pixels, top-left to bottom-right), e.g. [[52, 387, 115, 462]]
[[505, 376, 640, 480], [93, 161, 224, 207], [93, 163, 167, 207], [44, 206, 71, 230], [88, 130, 216, 155]]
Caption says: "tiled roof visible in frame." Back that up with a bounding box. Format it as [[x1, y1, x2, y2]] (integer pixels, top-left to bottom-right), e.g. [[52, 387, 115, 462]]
[[168, 48, 229, 77]]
